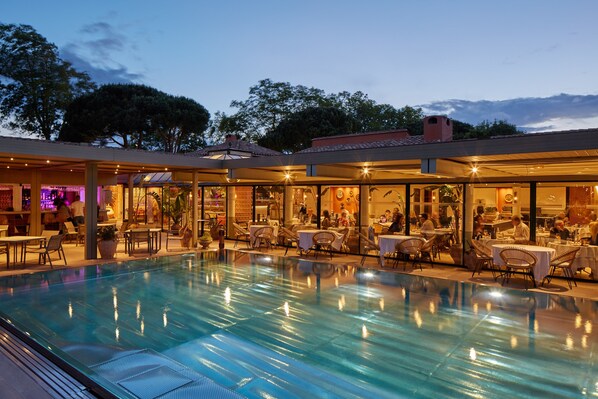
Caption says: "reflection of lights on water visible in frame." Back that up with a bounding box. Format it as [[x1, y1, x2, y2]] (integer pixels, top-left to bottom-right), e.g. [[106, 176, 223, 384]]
[[114, 310, 118, 322], [163, 312, 168, 328], [414, 309, 422, 328], [188, 280, 192, 289], [585, 321, 592, 334], [362, 324, 368, 338], [307, 276, 312, 289], [469, 347, 477, 361], [205, 275, 209, 284], [489, 291, 503, 298], [429, 301, 435, 314], [143, 272, 150, 281], [284, 301, 290, 317], [68, 302, 73, 319], [210, 272, 214, 283], [510, 335, 518, 348], [362, 271, 375, 279], [575, 314, 582, 329], [486, 302, 492, 312], [565, 334, 574, 349], [136, 301, 141, 320], [335, 277, 339, 288], [113, 288, 118, 309], [582, 335, 588, 349], [338, 299, 344, 311], [534, 320, 539, 333], [224, 287, 231, 305], [472, 303, 478, 315], [187, 259, 193, 270], [401, 288, 406, 299], [140, 319, 145, 335], [115, 327, 119, 342], [379, 298, 385, 311]]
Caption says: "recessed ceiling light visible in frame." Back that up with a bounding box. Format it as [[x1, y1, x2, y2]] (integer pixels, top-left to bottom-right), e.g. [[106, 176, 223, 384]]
[[24, 163, 28, 166], [46, 160, 50, 163], [10, 157, 14, 161]]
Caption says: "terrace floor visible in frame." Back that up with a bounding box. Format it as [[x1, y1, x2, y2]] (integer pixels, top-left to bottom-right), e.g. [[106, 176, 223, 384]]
[[0, 237, 596, 398]]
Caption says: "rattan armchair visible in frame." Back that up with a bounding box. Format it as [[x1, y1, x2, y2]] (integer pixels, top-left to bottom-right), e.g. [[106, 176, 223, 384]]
[[543, 247, 580, 289], [499, 247, 538, 289]]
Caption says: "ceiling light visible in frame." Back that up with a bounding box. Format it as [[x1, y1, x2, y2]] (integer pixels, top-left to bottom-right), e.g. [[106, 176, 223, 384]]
[[46, 160, 50, 163], [362, 166, 369, 175], [284, 172, 292, 180], [10, 157, 14, 161], [471, 166, 479, 174]]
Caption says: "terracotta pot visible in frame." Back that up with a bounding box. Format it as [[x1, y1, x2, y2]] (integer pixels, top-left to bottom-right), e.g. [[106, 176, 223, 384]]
[[98, 239, 117, 259]]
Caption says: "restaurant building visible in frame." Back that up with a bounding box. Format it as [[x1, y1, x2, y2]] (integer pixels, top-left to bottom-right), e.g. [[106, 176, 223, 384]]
[[1, 116, 597, 272]]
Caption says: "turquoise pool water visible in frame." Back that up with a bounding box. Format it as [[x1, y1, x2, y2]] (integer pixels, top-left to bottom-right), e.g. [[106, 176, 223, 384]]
[[0, 250, 596, 398]]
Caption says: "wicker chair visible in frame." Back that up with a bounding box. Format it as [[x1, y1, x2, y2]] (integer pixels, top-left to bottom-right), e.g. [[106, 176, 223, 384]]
[[499, 247, 538, 289], [395, 238, 424, 271], [543, 247, 580, 289], [419, 235, 438, 265], [470, 240, 498, 279], [311, 231, 336, 259], [357, 231, 379, 265], [232, 222, 250, 248], [253, 226, 275, 250], [279, 226, 300, 255]]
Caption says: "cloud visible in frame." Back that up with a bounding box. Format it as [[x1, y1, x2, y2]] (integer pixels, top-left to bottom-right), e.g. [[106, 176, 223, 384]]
[[420, 94, 598, 132], [60, 21, 144, 84]]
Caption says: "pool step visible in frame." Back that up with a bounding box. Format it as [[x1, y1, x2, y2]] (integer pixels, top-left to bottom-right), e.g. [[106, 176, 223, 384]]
[[88, 348, 243, 399], [164, 332, 398, 399], [0, 326, 97, 399]]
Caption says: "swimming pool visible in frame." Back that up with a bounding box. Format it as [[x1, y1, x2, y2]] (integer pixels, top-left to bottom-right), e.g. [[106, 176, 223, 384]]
[[0, 250, 596, 398]]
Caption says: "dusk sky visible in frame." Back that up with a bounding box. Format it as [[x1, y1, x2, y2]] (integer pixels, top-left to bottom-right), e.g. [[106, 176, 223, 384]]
[[3, 0, 598, 132]]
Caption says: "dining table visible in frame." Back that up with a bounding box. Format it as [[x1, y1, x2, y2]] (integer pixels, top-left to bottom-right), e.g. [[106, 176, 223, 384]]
[[297, 229, 344, 253], [491, 243, 556, 282], [378, 235, 425, 265], [548, 242, 598, 280], [124, 228, 162, 255], [0, 235, 46, 268]]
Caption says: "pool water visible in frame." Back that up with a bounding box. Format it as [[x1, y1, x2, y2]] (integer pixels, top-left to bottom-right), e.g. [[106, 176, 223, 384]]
[[0, 250, 596, 398]]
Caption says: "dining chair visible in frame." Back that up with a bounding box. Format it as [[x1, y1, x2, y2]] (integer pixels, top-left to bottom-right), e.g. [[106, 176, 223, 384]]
[[63, 221, 78, 243], [166, 226, 191, 251], [499, 247, 538, 290], [232, 223, 250, 248], [26, 234, 66, 268], [253, 226, 274, 251], [0, 242, 8, 269], [395, 238, 424, 271], [311, 231, 336, 259], [542, 247, 580, 289], [76, 224, 86, 246], [357, 231, 379, 265], [419, 235, 438, 265], [279, 226, 300, 255], [126, 228, 152, 255], [470, 240, 498, 279]]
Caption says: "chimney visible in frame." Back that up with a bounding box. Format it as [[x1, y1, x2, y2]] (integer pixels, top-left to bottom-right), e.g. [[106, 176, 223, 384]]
[[225, 134, 238, 142], [423, 115, 452, 142]]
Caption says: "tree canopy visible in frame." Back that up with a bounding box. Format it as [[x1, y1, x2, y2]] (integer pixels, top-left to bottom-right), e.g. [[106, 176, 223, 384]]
[[214, 79, 427, 149], [59, 84, 209, 152], [0, 23, 95, 139], [258, 107, 355, 153], [452, 119, 522, 140]]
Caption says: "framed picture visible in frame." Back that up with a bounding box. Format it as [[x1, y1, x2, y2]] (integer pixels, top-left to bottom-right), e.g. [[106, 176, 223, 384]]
[[336, 189, 344, 199]]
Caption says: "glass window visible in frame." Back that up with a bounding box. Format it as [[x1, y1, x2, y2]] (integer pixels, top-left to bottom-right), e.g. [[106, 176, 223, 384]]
[[410, 184, 463, 264]]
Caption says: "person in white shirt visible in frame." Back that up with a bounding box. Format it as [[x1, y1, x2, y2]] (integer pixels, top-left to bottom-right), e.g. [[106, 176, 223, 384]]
[[419, 213, 435, 232], [70, 195, 85, 226], [511, 214, 530, 243]]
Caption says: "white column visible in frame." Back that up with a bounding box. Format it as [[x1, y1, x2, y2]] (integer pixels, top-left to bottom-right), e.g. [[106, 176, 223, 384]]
[[12, 184, 22, 211], [360, 185, 370, 235], [30, 171, 42, 236], [192, 171, 199, 247], [284, 186, 293, 226], [128, 174, 134, 223], [226, 186, 235, 236]]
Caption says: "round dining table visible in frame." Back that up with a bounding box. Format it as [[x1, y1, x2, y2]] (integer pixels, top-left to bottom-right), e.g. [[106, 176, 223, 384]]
[[491, 243, 556, 282]]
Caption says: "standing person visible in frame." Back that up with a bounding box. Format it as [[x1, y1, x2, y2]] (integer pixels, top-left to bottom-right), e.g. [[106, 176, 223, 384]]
[[55, 198, 71, 233], [70, 195, 85, 226]]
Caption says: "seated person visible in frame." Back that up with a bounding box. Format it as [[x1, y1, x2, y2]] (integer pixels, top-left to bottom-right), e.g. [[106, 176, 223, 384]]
[[550, 219, 571, 240], [419, 213, 435, 232], [303, 208, 316, 224], [321, 210, 332, 229], [387, 212, 404, 234], [511, 214, 530, 242], [589, 221, 598, 246], [338, 210, 350, 227]]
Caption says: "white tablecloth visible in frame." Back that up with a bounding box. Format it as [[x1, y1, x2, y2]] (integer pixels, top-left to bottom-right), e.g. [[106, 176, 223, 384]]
[[378, 235, 425, 265], [297, 230, 344, 251], [548, 242, 598, 280], [492, 243, 555, 282]]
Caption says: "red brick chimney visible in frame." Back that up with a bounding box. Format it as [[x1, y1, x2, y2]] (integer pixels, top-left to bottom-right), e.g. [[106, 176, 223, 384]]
[[423, 115, 452, 142]]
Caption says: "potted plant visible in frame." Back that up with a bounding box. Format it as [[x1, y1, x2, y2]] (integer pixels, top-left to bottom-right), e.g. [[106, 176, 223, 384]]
[[97, 225, 118, 259], [198, 231, 213, 249]]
